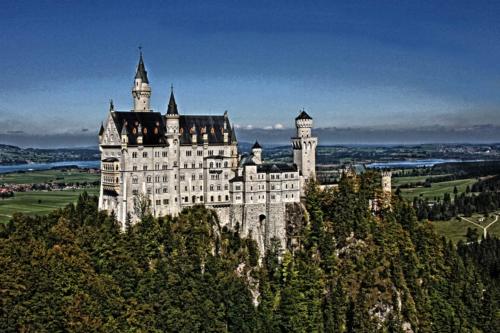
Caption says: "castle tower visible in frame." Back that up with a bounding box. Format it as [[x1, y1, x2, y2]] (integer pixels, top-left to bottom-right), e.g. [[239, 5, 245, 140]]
[[165, 87, 179, 136], [132, 51, 151, 112], [381, 171, 392, 208], [292, 110, 317, 187], [251, 141, 263, 164]]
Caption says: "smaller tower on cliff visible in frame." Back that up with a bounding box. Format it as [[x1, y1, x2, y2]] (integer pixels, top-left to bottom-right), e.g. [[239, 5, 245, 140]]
[[381, 170, 392, 208], [132, 50, 151, 112], [292, 110, 318, 185]]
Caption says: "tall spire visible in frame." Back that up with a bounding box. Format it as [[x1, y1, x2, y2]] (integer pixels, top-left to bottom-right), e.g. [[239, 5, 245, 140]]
[[132, 48, 151, 112], [166, 85, 179, 115], [135, 48, 149, 83]]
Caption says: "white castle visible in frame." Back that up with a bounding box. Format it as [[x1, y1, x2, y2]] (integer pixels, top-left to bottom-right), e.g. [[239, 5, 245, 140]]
[[98, 53, 317, 252]]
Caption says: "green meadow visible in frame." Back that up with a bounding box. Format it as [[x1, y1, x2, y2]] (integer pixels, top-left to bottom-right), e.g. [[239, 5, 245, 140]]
[[0, 169, 99, 185], [0, 188, 99, 224], [431, 213, 500, 243], [399, 178, 477, 200]]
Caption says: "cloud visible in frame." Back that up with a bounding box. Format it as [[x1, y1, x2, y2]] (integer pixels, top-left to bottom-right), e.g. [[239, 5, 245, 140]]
[[273, 123, 284, 129]]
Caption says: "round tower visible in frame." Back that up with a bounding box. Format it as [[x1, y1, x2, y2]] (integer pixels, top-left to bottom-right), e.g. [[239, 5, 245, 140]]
[[132, 51, 151, 112], [292, 110, 317, 187]]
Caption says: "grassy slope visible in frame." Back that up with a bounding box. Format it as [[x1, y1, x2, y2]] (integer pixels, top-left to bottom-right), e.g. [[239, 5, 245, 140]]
[[400, 178, 476, 200], [0, 169, 99, 185], [431, 213, 500, 243], [0, 188, 99, 224]]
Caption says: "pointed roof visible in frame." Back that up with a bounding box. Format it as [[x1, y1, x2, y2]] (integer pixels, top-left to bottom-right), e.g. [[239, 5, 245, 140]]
[[231, 125, 237, 143], [99, 122, 105, 136], [135, 52, 149, 84], [121, 121, 128, 135], [166, 88, 179, 115], [295, 110, 312, 120], [252, 141, 262, 149]]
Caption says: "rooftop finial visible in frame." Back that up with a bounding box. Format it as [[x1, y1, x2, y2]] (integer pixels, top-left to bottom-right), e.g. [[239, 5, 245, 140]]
[[170, 83, 174, 93], [109, 99, 114, 112]]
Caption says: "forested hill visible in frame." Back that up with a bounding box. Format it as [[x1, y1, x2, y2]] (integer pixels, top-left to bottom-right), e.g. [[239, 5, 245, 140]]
[[1, 173, 499, 332]]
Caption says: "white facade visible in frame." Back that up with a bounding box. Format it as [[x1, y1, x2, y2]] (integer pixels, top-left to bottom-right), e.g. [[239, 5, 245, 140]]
[[98, 55, 317, 251]]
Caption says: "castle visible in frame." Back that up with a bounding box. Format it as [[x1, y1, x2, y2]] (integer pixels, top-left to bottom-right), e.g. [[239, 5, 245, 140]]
[[98, 53, 317, 252]]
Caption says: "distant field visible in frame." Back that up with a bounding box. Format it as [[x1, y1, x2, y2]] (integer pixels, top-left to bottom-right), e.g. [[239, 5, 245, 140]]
[[431, 213, 500, 243], [0, 188, 99, 224], [392, 174, 451, 187], [0, 169, 99, 185], [400, 178, 477, 200]]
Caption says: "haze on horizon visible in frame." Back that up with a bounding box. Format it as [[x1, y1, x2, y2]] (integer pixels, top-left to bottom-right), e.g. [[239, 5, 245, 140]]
[[1, 0, 500, 148]]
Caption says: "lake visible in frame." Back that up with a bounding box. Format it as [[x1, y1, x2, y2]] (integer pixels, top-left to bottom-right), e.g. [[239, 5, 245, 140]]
[[366, 159, 464, 169], [0, 160, 101, 174]]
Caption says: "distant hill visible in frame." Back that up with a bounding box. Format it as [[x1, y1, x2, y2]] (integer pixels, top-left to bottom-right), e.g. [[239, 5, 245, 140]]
[[0, 144, 99, 165]]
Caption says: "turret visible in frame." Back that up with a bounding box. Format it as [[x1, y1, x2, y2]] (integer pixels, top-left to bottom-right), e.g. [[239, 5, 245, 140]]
[[121, 121, 129, 148], [292, 110, 317, 192], [132, 51, 151, 112], [165, 86, 180, 136], [251, 141, 263, 164]]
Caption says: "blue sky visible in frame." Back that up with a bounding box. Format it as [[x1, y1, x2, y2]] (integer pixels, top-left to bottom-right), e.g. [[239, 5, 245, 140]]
[[1, 0, 500, 146]]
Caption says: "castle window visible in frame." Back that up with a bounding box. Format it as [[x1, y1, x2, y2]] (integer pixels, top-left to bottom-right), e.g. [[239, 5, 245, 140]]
[[224, 173, 228, 180], [147, 188, 152, 194], [199, 163, 203, 168], [199, 185, 203, 190], [192, 186, 195, 191], [163, 199, 168, 204], [162, 164, 167, 170], [184, 186, 188, 191], [184, 197, 188, 202], [192, 196, 196, 203], [192, 163, 195, 168], [225, 195, 229, 201], [155, 176, 160, 182], [132, 177, 138, 184], [155, 152, 160, 157], [132, 152, 137, 158], [143, 165, 148, 171], [147, 176, 152, 183], [132, 189, 138, 195], [175, 197, 178, 202], [291, 174, 294, 178], [192, 174, 196, 180], [200, 196, 203, 201], [219, 150, 224, 156], [199, 174, 203, 180], [180, 175, 185, 181], [218, 195, 221, 201], [217, 185, 221, 191], [208, 150, 213, 156], [163, 188, 167, 193], [211, 196, 214, 202], [235, 185, 241, 191], [224, 161, 228, 167], [224, 184, 228, 190], [163, 176, 168, 182], [186, 151, 192, 157], [184, 163, 188, 168], [156, 188, 161, 194], [197, 151, 203, 156], [173, 161, 177, 167], [210, 185, 214, 191], [210, 162, 214, 168], [143, 152, 148, 158], [155, 164, 159, 170], [162, 151, 167, 157]]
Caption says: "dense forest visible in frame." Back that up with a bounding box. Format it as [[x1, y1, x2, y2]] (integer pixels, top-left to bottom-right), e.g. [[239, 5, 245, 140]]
[[1, 173, 499, 332]]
